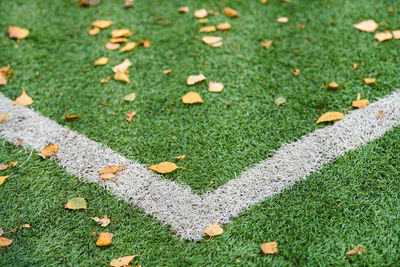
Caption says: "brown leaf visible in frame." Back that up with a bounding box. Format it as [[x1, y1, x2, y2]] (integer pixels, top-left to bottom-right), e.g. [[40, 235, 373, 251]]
[[0, 237, 12, 247], [14, 89, 33, 106], [260, 241, 278, 254], [224, 7, 240, 18], [40, 144, 59, 159], [316, 112, 344, 124], [199, 26, 216, 33], [353, 20, 379, 33], [194, 8, 208, 19], [198, 19, 209, 24], [162, 69, 172, 75], [106, 42, 120, 50], [363, 78, 375, 85], [393, 30, 400, 39], [0, 176, 9, 186], [178, 6, 189, 13], [0, 165, 8, 171], [260, 0, 268, 3], [204, 222, 223, 237], [92, 215, 111, 227], [113, 59, 132, 73], [111, 29, 132, 38], [88, 27, 100, 36], [8, 26, 29, 39], [94, 57, 109, 66], [202, 36, 222, 47], [64, 114, 80, 119], [187, 74, 206, 85], [374, 31, 393, 42], [378, 110, 385, 118], [92, 20, 113, 29], [261, 40, 273, 49], [65, 197, 87, 210], [110, 37, 128, 43], [208, 81, 224, 93], [182, 92, 203, 104], [352, 63, 360, 70], [352, 99, 369, 109], [123, 0, 133, 8], [277, 17, 289, 23], [148, 162, 179, 174], [126, 111, 136, 122], [96, 232, 113, 246], [0, 111, 9, 123], [110, 255, 138, 267], [100, 164, 120, 174], [291, 68, 300, 75], [100, 172, 116, 181], [120, 42, 136, 53], [217, 22, 231, 31], [347, 244, 365, 255]]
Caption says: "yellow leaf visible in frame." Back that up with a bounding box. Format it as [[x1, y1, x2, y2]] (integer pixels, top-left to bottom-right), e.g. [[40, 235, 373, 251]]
[[347, 244, 365, 255], [64, 114, 80, 119], [204, 222, 223, 237], [261, 0, 268, 3], [110, 37, 128, 43], [217, 22, 231, 31], [92, 215, 111, 227], [92, 20, 113, 29], [0, 65, 11, 86], [363, 78, 375, 85], [100, 172, 116, 181], [119, 42, 136, 53], [328, 82, 339, 88], [277, 17, 289, 23], [176, 155, 186, 160], [162, 69, 172, 74], [13, 89, 33, 106], [148, 162, 178, 174], [100, 77, 110, 83], [224, 7, 240, 18], [194, 8, 208, 19], [123, 0, 134, 8], [0, 111, 9, 123], [106, 42, 120, 50], [114, 71, 130, 83], [111, 29, 132, 38], [0, 237, 12, 247], [199, 26, 216, 33], [187, 74, 206, 85], [182, 92, 203, 104], [21, 224, 30, 228], [178, 6, 189, 13], [0, 165, 8, 171], [353, 20, 379, 33], [88, 27, 100, 36], [291, 68, 300, 75], [260, 241, 278, 254], [374, 31, 393, 42], [202, 36, 223, 47], [7, 26, 29, 39], [65, 197, 87, 210], [316, 112, 344, 124], [198, 19, 209, 24], [393, 30, 400, 39], [110, 255, 138, 267], [208, 81, 224, 93], [40, 144, 59, 159], [138, 39, 151, 48], [124, 93, 136, 102], [96, 232, 113, 246], [113, 59, 132, 73], [0, 176, 9, 186], [94, 57, 109, 66], [99, 164, 120, 174], [352, 99, 369, 109], [261, 40, 273, 49]]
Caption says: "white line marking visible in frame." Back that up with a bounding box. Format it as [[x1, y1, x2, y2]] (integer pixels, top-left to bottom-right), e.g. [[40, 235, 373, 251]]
[[0, 91, 399, 240]]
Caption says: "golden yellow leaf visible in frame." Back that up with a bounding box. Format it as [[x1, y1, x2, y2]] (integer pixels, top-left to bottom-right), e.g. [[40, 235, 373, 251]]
[[198, 19, 209, 24], [393, 30, 400, 39], [178, 6, 189, 13], [94, 57, 109, 66], [123, 0, 133, 8], [123, 93, 136, 102], [0, 111, 9, 123], [208, 81, 224, 93], [347, 244, 365, 255], [182, 92, 203, 104], [114, 71, 130, 83], [64, 114, 80, 119], [8, 26, 29, 39], [352, 63, 360, 70], [162, 69, 172, 74], [110, 255, 138, 267], [119, 42, 136, 53], [353, 20, 379, 33], [374, 31, 392, 42], [111, 29, 132, 38], [199, 26, 216, 33], [65, 197, 87, 210], [187, 74, 206, 85], [14, 89, 33, 106], [110, 37, 128, 43], [0, 237, 12, 247], [138, 39, 151, 48], [176, 155, 186, 160], [0, 176, 9, 186], [100, 172, 116, 181], [260, 0, 268, 3], [260, 241, 278, 254], [113, 59, 132, 73], [100, 77, 110, 83], [363, 78, 375, 85], [328, 82, 339, 88], [224, 7, 240, 18], [261, 40, 273, 49], [40, 144, 59, 159], [106, 42, 120, 50], [148, 162, 179, 174], [79, 0, 101, 6], [88, 27, 100, 36], [291, 68, 300, 75], [8, 161, 18, 168], [204, 222, 223, 237], [316, 112, 344, 124], [202, 36, 222, 47], [217, 22, 231, 31], [21, 224, 30, 228], [277, 17, 289, 23], [92, 215, 111, 227], [194, 8, 208, 19], [352, 99, 369, 109], [0, 65, 11, 86], [99, 164, 120, 174], [96, 232, 113, 246], [92, 20, 113, 29]]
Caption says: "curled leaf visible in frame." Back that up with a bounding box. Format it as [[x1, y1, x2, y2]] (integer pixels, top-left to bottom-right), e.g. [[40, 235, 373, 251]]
[[316, 112, 344, 124], [217, 22, 231, 31], [40, 144, 59, 159], [88, 27, 100, 36], [261, 40, 273, 49], [194, 8, 208, 19], [187, 74, 206, 85], [110, 37, 128, 43], [202, 36, 222, 47], [92, 215, 111, 227], [347, 244, 365, 255], [0, 65, 11, 86], [178, 6, 189, 13], [96, 232, 113, 246], [274, 97, 286, 106], [199, 26, 216, 33], [113, 59, 132, 73], [363, 78, 375, 85], [204, 222, 223, 237], [64, 114, 80, 119], [374, 31, 392, 42], [277, 17, 289, 23], [111, 29, 132, 38], [182, 92, 203, 104], [126, 111, 136, 122], [120, 42, 136, 53], [123, 93, 136, 102], [352, 99, 369, 109], [162, 69, 172, 75], [0, 237, 12, 247], [149, 162, 178, 174], [106, 42, 120, 50]]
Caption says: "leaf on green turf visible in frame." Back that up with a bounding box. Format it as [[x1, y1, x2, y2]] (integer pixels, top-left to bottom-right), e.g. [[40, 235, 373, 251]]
[[261, 40, 273, 49], [352, 99, 369, 109], [88, 27, 100, 36], [260, 241, 278, 254], [182, 92, 203, 104], [0, 165, 8, 171], [374, 31, 393, 42], [0, 237, 12, 247], [120, 42, 137, 53], [65, 197, 87, 210], [126, 111, 136, 122], [187, 74, 206, 85], [40, 144, 59, 159], [8, 26, 29, 40], [149, 162, 178, 174], [0, 65, 11, 85], [110, 255, 138, 267], [94, 57, 109, 66], [99, 164, 120, 174], [92, 215, 110, 227], [224, 7, 240, 18], [13, 89, 33, 106], [111, 29, 132, 38], [96, 232, 113, 246], [291, 68, 300, 75], [123, 93, 136, 102], [208, 81, 224, 93], [0, 176, 9, 186], [194, 8, 208, 19], [79, 0, 101, 7], [316, 112, 344, 124], [274, 97, 286, 107], [353, 20, 379, 33], [204, 222, 223, 237], [92, 20, 113, 29], [346, 244, 365, 255], [363, 78, 375, 85]]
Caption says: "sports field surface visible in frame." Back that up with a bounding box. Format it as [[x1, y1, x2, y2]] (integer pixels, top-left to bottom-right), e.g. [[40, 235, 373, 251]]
[[1, 0, 400, 265]]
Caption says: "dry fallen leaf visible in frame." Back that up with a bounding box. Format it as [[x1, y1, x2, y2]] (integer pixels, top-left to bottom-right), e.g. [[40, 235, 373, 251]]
[[21, 224, 30, 228], [178, 6, 189, 13], [0, 165, 8, 171], [352, 63, 360, 70], [187, 74, 206, 85], [261, 0, 268, 3], [100, 77, 110, 83], [260, 241, 278, 255], [291, 68, 300, 75], [363, 78, 376, 85], [0, 176, 9, 186], [149, 162, 179, 174], [224, 7, 240, 18], [96, 232, 113, 246], [123, 0, 133, 8], [374, 31, 393, 42], [353, 20, 379, 33], [100, 164, 120, 174], [88, 27, 100, 36], [94, 57, 109, 66], [110, 255, 138, 267], [328, 82, 339, 88], [208, 81, 224, 93], [0, 111, 9, 123], [198, 19, 209, 24], [92, 215, 111, 227], [217, 22, 231, 31], [194, 8, 208, 19], [352, 99, 369, 109], [261, 40, 273, 49], [316, 112, 344, 124], [113, 59, 132, 73], [14, 89, 33, 106], [274, 96, 286, 106], [124, 93, 136, 102], [114, 72, 130, 83], [0, 237, 12, 247], [347, 244, 365, 255], [138, 39, 151, 48], [199, 26, 216, 33], [65, 197, 87, 210], [378, 110, 385, 118], [8, 26, 29, 39], [0, 65, 11, 85], [8, 161, 18, 168], [92, 20, 113, 29], [162, 69, 172, 75], [202, 36, 222, 47], [111, 29, 132, 38], [64, 114, 80, 119], [176, 155, 186, 160], [204, 222, 223, 237], [100, 172, 116, 181], [393, 30, 400, 39], [277, 17, 289, 23], [182, 92, 203, 104], [79, 0, 101, 6], [106, 42, 120, 50], [110, 37, 128, 43], [120, 42, 136, 53], [126, 111, 136, 122], [40, 144, 59, 159]]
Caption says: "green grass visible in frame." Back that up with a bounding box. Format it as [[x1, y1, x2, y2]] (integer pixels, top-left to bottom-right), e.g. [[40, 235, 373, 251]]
[[1, 0, 400, 265]]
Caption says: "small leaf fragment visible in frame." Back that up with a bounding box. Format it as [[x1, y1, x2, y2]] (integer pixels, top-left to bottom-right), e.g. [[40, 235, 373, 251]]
[[374, 31, 393, 42], [138, 39, 151, 48], [111, 29, 132, 38], [217, 22, 231, 31], [393, 30, 400, 39], [187, 74, 206, 85], [8, 26, 29, 39], [123, 0, 134, 8], [79, 0, 101, 6], [178, 6, 189, 13], [0, 176, 9, 186], [21, 224, 30, 228], [353, 20, 379, 33], [149, 162, 178, 174], [328, 82, 339, 88], [347, 244, 365, 255], [94, 57, 109, 66], [110, 37, 128, 43], [199, 26, 216, 33], [261, 40, 273, 49], [363, 78, 375, 85], [65, 197, 87, 210], [378, 110, 385, 118], [316, 112, 344, 124], [96, 232, 113, 246], [182, 92, 203, 104], [0, 65, 11, 85], [100, 77, 110, 83], [0, 111, 9, 123], [291, 68, 300, 75], [224, 7, 240, 18], [126, 111, 136, 122], [208, 81, 224, 93], [88, 27, 100, 36], [119, 42, 136, 53], [162, 69, 172, 75], [92, 20, 113, 29], [260, 241, 278, 255], [123, 92, 136, 102], [0, 237, 12, 247], [274, 97, 286, 106], [194, 8, 208, 19], [40, 144, 59, 159], [277, 17, 289, 23], [14, 89, 33, 106], [100, 172, 116, 181], [352, 99, 369, 109], [106, 42, 120, 50], [110, 255, 138, 267], [204, 222, 223, 237], [92, 215, 111, 227], [64, 114, 80, 119], [100, 164, 120, 174], [176, 155, 186, 160]]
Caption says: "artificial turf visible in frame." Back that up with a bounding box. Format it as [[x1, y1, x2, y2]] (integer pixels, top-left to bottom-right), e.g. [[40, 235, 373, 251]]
[[1, 0, 400, 265]]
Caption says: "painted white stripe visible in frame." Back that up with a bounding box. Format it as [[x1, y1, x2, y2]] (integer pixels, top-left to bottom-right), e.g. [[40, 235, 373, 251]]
[[0, 91, 399, 240]]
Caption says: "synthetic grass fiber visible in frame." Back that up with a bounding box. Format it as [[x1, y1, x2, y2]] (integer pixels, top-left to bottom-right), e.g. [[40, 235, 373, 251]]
[[1, 0, 400, 265]]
